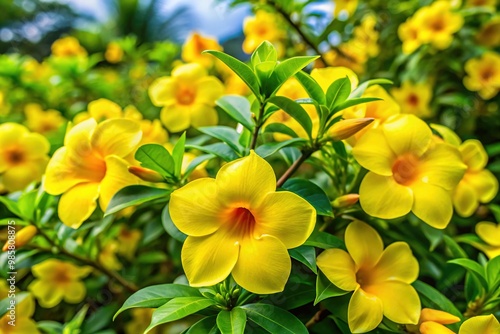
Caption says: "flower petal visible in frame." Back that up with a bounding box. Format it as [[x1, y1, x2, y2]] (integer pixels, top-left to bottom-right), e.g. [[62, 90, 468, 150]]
[[467, 169, 499, 203], [345, 221, 384, 268], [453, 182, 478, 217], [232, 235, 291, 294], [64, 281, 87, 304], [254, 191, 316, 248], [181, 233, 239, 287], [459, 314, 500, 334], [418, 143, 466, 190], [170, 178, 224, 236], [2, 160, 46, 192], [216, 151, 276, 208], [420, 322, 455, 334], [149, 77, 177, 106], [359, 172, 413, 220], [64, 118, 96, 154], [365, 281, 420, 325], [352, 128, 395, 176], [348, 287, 383, 333], [412, 181, 453, 229], [29, 279, 64, 308], [189, 104, 219, 129], [317, 248, 358, 291], [19, 132, 50, 159], [194, 77, 224, 105], [160, 105, 191, 133], [460, 139, 488, 171], [420, 308, 460, 325], [58, 182, 100, 229], [91, 119, 142, 158], [476, 222, 500, 247], [98, 155, 140, 211], [382, 114, 431, 157], [372, 242, 419, 284]]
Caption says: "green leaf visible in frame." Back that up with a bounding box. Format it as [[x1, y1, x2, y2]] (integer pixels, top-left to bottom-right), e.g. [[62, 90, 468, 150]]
[[267, 56, 319, 96], [216, 308, 247, 334], [63, 305, 88, 334], [349, 78, 393, 98], [18, 191, 37, 221], [486, 256, 500, 288], [263, 123, 299, 138], [331, 97, 382, 114], [289, 245, 317, 273], [268, 96, 313, 139], [326, 77, 351, 111], [0, 292, 29, 318], [203, 50, 261, 99], [114, 284, 201, 320], [0, 196, 22, 218], [443, 235, 468, 258], [448, 258, 489, 290], [304, 230, 344, 249], [161, 203, 187, 242], [255, 138, 307, 158], [240, 304, 308, 334], [172, 133, 186, 179], [135, 144, 175, 178], [187, 143, 239, 162], [412, 280, 463, 324], [105, 185, 171, 216], [216, 95, 255, 131], [183, 154, 215, 180], [185, 316, 217, 334], [315, 271, 349, 305], [255, 61, 277, 86], [265, 283, 315, 310], [251, 41, 277, 68], [281, 178, 332, 216], [145, 297, 216, 333], [295, 71, 326, 105], [198, 126, 244, 155]]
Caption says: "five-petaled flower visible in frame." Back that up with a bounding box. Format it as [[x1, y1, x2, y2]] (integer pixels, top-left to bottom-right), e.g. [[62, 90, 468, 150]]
[[317, 220, 421, 333], [169, 151, 316, 294]]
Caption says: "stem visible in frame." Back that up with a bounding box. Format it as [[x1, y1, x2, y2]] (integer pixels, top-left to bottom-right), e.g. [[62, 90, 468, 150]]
[[250, 101, 267, 150], [37, 228, 138, 293], [305, 307, 328, 328], [276, 150, 313, 188]]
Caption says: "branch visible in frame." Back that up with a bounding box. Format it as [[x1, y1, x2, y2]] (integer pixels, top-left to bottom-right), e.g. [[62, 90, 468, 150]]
[[276, 150, 313, 188], [250, 100, 267, 150]]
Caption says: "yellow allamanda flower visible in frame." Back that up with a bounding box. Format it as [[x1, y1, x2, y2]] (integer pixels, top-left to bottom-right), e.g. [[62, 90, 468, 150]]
[[398, 17, 422, 55], [406, 308, 460, 334], [353, 14, 380, 58], [476, 16, 500, 47], [453, 140, 498, 217], [99, 241, 122, 271], [24, 103, 66, 134], [459, 314, 500, 334], [391, 81, 434, 118], [463, 52, 500, 100], [414, 1, 464, 50], [149, 63, 224, 133], [474, 221, 500, 259], [352, 115, 466, 228], [169, 151, 316, 294], [28, 259, 92, 308], [0, 281, 39, 334], [182, 32, 223, 68], [242, 10, 285, 54], [44, 118, 142, 228], [317, 221, 421, 333], [333, 0, 358, 18], [117, 225, 142, 260], [105, 42, 124, 63], [0, 123, 50, 192], [51, 36, 87, 58]]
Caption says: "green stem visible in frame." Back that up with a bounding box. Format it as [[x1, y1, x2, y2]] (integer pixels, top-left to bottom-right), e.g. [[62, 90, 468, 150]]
[[250, 100, 267, 150]]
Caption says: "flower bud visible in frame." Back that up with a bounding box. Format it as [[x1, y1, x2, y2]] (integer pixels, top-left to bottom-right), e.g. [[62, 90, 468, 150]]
[[420, 308, 460, 325], [332, 194, 359, 208], [128, 166, 164, 183], [3, 225, 37, 251], [329, 118, 374, 141]]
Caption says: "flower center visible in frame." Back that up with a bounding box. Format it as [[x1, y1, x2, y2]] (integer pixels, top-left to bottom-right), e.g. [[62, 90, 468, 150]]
[[392, 154, 419, 185], [406, 94, 419, 107], [229, 207, 256, 239], [176, 87, 196, 105], [5, 148, 25, 165], [481, 69, 493, 81], [54, 269, 71, 284], [430, 19, 445, 32], [355, 267, 373, 288]]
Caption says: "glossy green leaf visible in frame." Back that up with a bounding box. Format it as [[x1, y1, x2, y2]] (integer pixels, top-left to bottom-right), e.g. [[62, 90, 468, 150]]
[[135, 144, 175, 178], [64, 305, 88, 333], [216, 308, 246, 334], [105, 185, 171, 216], [486, 256, 500, 288], [331, 97, 382, 114], [185, 316, 217, 334], [240, 304, 308, 334], [203, 50, 261, 99], [255, 138, 307, 158], [183, 154, 215, 180], [146, 297, 216, 333], [326, 77, 351, 111], [289, 245, 317, 273], [304, 230, 344, 249], [315, 271, 349, 305], [251, 41, 277, 68], [295, 71, 326, 105], [114, 284, 201, 320], [172, 132, 186, 179], [413, 280, 463, 324], [162, 203, 187, 242], [216, 95, 255, 130], [448, 258, 489, 290], [268, 96, 313, 139], [268, 56, 319, 96], [263, 123, 299, 138], [198, 126, 244, 155], [0, 196, 22, 218], [350, 78, 393, 98], [265, 283, 316, 310], [187, 143, 239, 162], [282, 178, 333, 216]]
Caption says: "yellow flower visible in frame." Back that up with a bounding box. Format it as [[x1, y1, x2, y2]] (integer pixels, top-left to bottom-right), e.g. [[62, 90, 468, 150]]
[[343, 85, 400, 145], [391, 81, 434, 118], [182, 32, 222, 68], [99, 241, 122, 271], [353, 14, 380, 58], [44, 118, 142, 228], [352, 115, 466, 228], [453, 140, 498, 217], [463, 52, 500, 100], [476, 16, 500, 47], [105, 42, 124, 63], [323, 41, 368, 74], [169, 151, 316, 294], [28, 259, 92, 308], [311, 66, 359, 91], [0, 123, 50, 192], [333, 0, 358, 18], [242, 11, 285, 54], [0, 281, 40, 334], [398, 17, 422, 55], [415, 1, 464, 50], [149, 63, 224, 132], [317, 221, 420, 333], [125, 308, 155, 334], [24, 103, 65, 134], [459, 314, 500, 334], [51, 36, 87, 58], [406, 308, 460, 334], [117, 225, 142, 260], [474, 221, 500, 259]]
